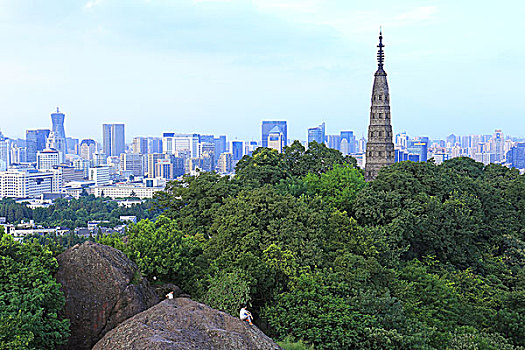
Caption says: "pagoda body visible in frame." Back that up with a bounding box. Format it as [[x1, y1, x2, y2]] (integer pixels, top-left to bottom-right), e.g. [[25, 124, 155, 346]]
[[364, 31, 395, 181]]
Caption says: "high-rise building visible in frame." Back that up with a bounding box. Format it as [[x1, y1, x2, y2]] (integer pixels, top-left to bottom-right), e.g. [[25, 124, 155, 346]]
[[214, 136, 227, 155], [407, 137, 429, 162], [267, 127, 284, 153], [80, 139, 97, 161], [132, 137, 149, 154], [506, 143, 525, 169], [217, 152, 233, 174], [0, 135, 11, 169], [120, 153, 145, 177], [103, 124, 126, 157], [308, 122, 326, 146], [37, 149, 60, 170], [0, 168, 59, 198], [89, 166, 111, 186], [149, 137, 163, 154], [50, 108, 67, 157], [446, 134, 457, 146], [231, 141, 244, 161], [26, 129, 50, 162], [66, 137, 79, 155], [326, 135, 341, 151], [162, 133, 200, 158], [340, 131, 356, 154], [365, 31, 395, 181], [262, 121, 287, 148], [147, 153, 166, 178]]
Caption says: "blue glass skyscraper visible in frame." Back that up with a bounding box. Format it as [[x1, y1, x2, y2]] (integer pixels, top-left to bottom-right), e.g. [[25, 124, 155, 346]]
[[262, 121, 287, 148]]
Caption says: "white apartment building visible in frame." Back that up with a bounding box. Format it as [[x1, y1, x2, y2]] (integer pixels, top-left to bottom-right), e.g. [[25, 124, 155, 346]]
[[93, 184, 162, 199], [37, 149, 60, 170], [89, 166, 111, 186], [162, 133, 200, 158], [0, 168, 62, 198]]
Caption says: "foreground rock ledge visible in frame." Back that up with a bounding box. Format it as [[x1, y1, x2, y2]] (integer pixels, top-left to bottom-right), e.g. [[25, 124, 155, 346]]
[[93, 298, 282, 350], [55, 242, 159, 350]]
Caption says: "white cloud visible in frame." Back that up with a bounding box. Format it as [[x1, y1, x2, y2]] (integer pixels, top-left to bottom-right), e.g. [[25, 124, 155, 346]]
[[84, 0, 104, 10]]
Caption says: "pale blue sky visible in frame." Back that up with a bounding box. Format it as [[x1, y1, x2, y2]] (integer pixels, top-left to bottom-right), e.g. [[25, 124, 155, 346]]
[[0, 0, 523, 142]]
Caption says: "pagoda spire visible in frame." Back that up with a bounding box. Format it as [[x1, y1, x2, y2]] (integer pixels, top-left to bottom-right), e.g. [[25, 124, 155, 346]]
[[377, 29, 385, 70]]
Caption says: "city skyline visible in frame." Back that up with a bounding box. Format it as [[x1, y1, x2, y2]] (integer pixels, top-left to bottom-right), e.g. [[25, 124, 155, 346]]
[[0, 1, 523, 142]]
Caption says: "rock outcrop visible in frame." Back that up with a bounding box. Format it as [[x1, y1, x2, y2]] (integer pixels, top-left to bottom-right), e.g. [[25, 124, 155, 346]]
[[93, 298, 282, 350], [55, 242, 159, 350]]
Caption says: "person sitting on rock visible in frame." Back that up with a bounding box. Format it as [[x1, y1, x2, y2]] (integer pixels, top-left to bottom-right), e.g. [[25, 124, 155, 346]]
[[166, 291, 174, 299], [239, 306, 253, 325]]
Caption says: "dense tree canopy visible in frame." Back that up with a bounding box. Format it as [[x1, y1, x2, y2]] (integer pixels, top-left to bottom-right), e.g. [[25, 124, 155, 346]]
[[97, 152, 524, 349]]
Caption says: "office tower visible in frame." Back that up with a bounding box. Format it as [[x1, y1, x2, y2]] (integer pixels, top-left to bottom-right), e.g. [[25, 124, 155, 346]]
[[200, 142, 216, 170], [93, 152, 107, 167], [132, 137, 149, 154], [365, 31, 395, 181], [80, 139, 97, 161], [214, 136, 227, 155], [0, 133, 10, 169], [262, 121, 287, 148], [326, 135, 341, 151], [492, 129, 504, 162], [308, 122, 326, 146], [50, 108, 67, 156], [231, 141, 244, 161], [149, 137, 163, 153], [45, 132, 66, 163], [218, 153, 233, 174], [167, 155, 185, 178], [407, 137, 429, 162], [340, 131, 356, 154], [460, 135, 471, 149], [37, 149, 60, 170], [147, 153, 166, 178], [446, 134, 457, 146], [0, 169, 56, 198], [120, 153, 145, 177], [155, 159, 175, 180], [89, 166, 111, 186], [267, 128, 284, 153], [103, 124, 126, 157], [26, 129, 50, 162], [506, 143, 525, 169], [66, 137, 79, 155], [162, 133, 200, 158], [199, 135, 215, 144], [245, 141, 258, 157]]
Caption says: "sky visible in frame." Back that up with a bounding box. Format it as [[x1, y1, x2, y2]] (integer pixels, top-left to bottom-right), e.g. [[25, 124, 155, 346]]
[[0, 0, 523, 143]]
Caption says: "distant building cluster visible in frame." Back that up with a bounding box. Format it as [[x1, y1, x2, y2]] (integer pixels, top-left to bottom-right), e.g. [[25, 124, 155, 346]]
[[0, 103, 524, 202]]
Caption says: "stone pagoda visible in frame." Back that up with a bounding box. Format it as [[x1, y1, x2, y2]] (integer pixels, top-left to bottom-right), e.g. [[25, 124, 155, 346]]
[[364, 30, 395, 181]]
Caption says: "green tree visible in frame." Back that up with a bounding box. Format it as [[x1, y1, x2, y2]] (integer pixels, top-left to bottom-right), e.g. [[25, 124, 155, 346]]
[[204, 270, 251, 316], [0, 234, 69, 349]]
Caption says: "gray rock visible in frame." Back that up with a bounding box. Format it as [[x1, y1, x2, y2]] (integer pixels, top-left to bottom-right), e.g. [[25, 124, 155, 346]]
[[55, 242, 159, 350], [93, 298, 282, 350]]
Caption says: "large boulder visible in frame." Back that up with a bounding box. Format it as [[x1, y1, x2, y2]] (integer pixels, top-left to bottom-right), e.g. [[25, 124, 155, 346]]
[[93, 298, 282, 350], [55, 241, 159, 350]]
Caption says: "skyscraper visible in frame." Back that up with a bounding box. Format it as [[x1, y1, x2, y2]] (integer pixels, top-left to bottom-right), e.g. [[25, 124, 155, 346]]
[[262, 121, 287, 148], [340, 131, 356, 154], [50, 108, 67, 156], [103, 124, 126, 157], [308, 122, 326, 146], [26, 129, 50, 162], [365, 31, 395, 181]]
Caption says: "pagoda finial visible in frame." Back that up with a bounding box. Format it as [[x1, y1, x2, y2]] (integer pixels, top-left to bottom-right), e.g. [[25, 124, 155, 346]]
[[377, 28, 385, 69]]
